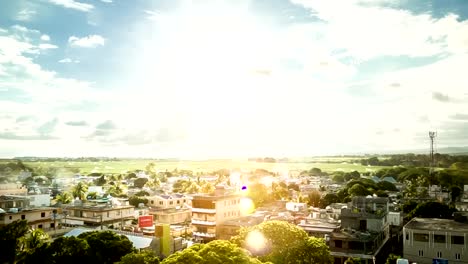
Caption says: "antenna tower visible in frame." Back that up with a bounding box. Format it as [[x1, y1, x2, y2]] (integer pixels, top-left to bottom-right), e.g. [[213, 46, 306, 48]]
[[429, 131, 437, 175]]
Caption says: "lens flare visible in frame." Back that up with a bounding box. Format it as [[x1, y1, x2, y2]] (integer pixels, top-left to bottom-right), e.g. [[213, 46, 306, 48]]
[[239, 197, 255, 215], [245, 230, 269, 255]]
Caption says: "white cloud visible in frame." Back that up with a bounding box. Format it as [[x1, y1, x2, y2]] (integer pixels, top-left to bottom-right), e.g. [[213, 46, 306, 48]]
[[47, 0, 94, 12], [291, 0, 468, 60], [16, 9, 36, 21], [101, 0, 113, 3], [68, 35, 105, 48], [59, 58, 73, 63], [39, 43, 58, 49], [40, 34, 50, 41]]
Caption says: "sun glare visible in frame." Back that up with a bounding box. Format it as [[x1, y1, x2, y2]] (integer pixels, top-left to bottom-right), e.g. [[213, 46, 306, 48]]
[[239, 197, 255, 215], [245, 230, 269, 255]]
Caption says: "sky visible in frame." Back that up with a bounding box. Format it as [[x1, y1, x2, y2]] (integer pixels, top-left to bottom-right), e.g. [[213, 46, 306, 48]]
[[0, 0, 468, 159]]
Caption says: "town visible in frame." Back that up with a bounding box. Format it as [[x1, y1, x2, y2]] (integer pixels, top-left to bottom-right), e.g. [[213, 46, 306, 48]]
[[1, 149, 468, 264]]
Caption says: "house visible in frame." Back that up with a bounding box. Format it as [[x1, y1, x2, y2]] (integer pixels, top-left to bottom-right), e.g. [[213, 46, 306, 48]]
[[191, 185, 242, 242], [0, 183, 27, 195], [328, 196, 390, 264], [0, 195, 55, 230], [403, 218, 468, 264], [61, 199, 135, 229], [147, 194, 191, 209]]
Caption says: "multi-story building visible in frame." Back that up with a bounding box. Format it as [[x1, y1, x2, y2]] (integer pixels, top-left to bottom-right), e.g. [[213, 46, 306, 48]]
[[218, 214, 265, 240], [191, 186, 242, 242], [0, 183, 27, 195], [62, 200, 135, 229], [403, 218, 468, 264], [328, 196, 390, 264], [149, 207, 191, 225], [147, 194, 191, 209], [0, 195, 55, 230]]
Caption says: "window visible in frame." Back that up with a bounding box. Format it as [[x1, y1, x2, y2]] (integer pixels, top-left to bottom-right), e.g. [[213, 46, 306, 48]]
[[151, 200, 154, 204], [177, 200, 180, 204], [170, 201, 173, 205], [335, 240, 342, 248], [50, 223, 55, 228], [183, 199, 186, 203], [21, 215, 25, 220], [159, 201, 163, 205], [437, 252, 442, 258], [107, 212, 110, 217], [418, 250, 424, 257], [38, 224, 43, 229], [405, 233, 409, 240], [41, 212, 45, 217], [434, 234, 446, 243], [455, 253, 461, 260], [9, 216, 12, 220], [414, 233, 429, 242], [452, 236, 465, 245]]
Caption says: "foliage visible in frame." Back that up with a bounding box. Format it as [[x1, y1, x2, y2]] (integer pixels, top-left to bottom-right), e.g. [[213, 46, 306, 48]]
[[307, 190, 321, 207], [77, 230, 135, 264], [406, 201, 456, 220], [320, 193, 339, 208], [48, 236, 91, 264], [376, 181, 397, 191], [348, 184, 372, 197], [247, 183, 270, 207], [0, 220, 30, 264], [161, 240, 265, 264], [135, 190, 150, 196], [134, 178, 149, 188], [129, 195, 149, 207], [232, 220, 331, 264], [385, 254, 401, 264], [450, 185, 462, 203], [118, 250, 160, 264], [72, 182, 88, 200], [94, 175, 107, 186], [55, 191, 73, 204]]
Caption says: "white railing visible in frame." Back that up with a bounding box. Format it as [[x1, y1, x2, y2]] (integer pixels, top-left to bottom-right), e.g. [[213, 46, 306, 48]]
[[191, 208, 216, 213], [192, 219, 216, 225], [193, 231, 216, 238]]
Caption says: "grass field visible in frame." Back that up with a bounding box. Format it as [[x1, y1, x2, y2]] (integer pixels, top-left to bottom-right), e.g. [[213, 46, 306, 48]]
[[11, 158, 390, 175]]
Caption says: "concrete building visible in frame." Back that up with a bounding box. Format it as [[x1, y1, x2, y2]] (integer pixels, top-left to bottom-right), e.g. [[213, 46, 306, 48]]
[[0, 207, 56, 229], [217, 214, 265, 240], [403, 218, 468, 264], [149, 207, 191, 225], [147, 194, 191, 209], [328, 196, 390, 264], [191, 186, 241, 242], [62, 200, 135, 229], [0, 183, 27, 195]]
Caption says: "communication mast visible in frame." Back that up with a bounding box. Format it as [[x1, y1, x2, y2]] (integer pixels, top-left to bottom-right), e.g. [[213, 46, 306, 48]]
[[429, 131, 437, 174]]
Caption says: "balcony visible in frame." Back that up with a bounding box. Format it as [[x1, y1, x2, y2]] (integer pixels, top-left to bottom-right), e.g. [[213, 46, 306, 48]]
[[193, 231, 216, 238], [192, 208, 216, 214], [192, 219, 216, 226]]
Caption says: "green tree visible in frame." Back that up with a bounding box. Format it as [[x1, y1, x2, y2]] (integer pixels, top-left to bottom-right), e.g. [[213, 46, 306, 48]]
[[134, 178, 149, 188], [406, 201, 456, 220], [56, 191, 73, 204], [232, 220, 331, 264], [320, 193, 340, 208], [348, 184, 372, 197], [161, 240, 265, 264], [118, 250, 160, 264], [376, 181, 397, 191], [385, 254, 401, 264], [0, 220, 31, 264], [72, 182, 88, 200], [450, 185, 462, 203], [129, 195, 149, 207], [48, 236, 90, 264], [78, 231, 135, 264], [247, 183, 270, 207], [307, 190, 321, 207]]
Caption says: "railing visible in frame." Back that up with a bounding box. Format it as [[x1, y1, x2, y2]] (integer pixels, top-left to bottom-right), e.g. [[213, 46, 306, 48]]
[[193, 231, 216, 238], [192, 219, 216, 225], [191, 208, 216, 213]]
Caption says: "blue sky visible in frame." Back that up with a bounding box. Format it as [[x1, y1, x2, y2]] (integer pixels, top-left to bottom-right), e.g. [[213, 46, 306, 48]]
[[1, 0, 468, 158]]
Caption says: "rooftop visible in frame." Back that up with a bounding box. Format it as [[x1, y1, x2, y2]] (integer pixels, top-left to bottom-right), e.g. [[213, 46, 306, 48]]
[[64, 228, 153, 249], [404, 217, 468, 232]]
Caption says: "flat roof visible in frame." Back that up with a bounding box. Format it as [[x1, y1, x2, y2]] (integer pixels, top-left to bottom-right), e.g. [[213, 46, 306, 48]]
[[405, 218, 468, 232]]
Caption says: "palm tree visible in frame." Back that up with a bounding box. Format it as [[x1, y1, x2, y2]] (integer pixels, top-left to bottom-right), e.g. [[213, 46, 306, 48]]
[[72, 182, 88, 200], [18, 228, 50, 262], [55, 191, 73, 204]]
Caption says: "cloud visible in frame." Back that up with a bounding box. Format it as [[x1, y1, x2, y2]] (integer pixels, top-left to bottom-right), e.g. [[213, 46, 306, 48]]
[[96, 120, 117, 130], [39, 43, 58, 50], [40, 35, 50, 41], [37, 118, 59, 136], [58, 58, 79, 63], [16, 9, 36, 21], [16, 115, 37, 123], [432, 92, 450, 102], [68, 35, 105, 48], [101, 0, 113, 3], [65, 120, 89, 126], [0, 132, 59, 140], [450, 113, 468, 121], [47, 0, 94, 12]]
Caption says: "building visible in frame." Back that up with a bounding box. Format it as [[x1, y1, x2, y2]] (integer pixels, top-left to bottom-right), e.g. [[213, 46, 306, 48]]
[[191, 186, 242, 242], [149, 207, 191, 225], [403, 218, 468, 264], [0, 207, 56, 230], [218, 214, 265, 240], [62, 200, 135, 229], [328, 196, 390, 264], [0, 183, 27, 195], [147, 194, 191, 209]]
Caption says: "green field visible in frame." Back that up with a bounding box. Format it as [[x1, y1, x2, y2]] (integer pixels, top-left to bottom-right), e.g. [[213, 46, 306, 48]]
[[13, 158, 390, 175]]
